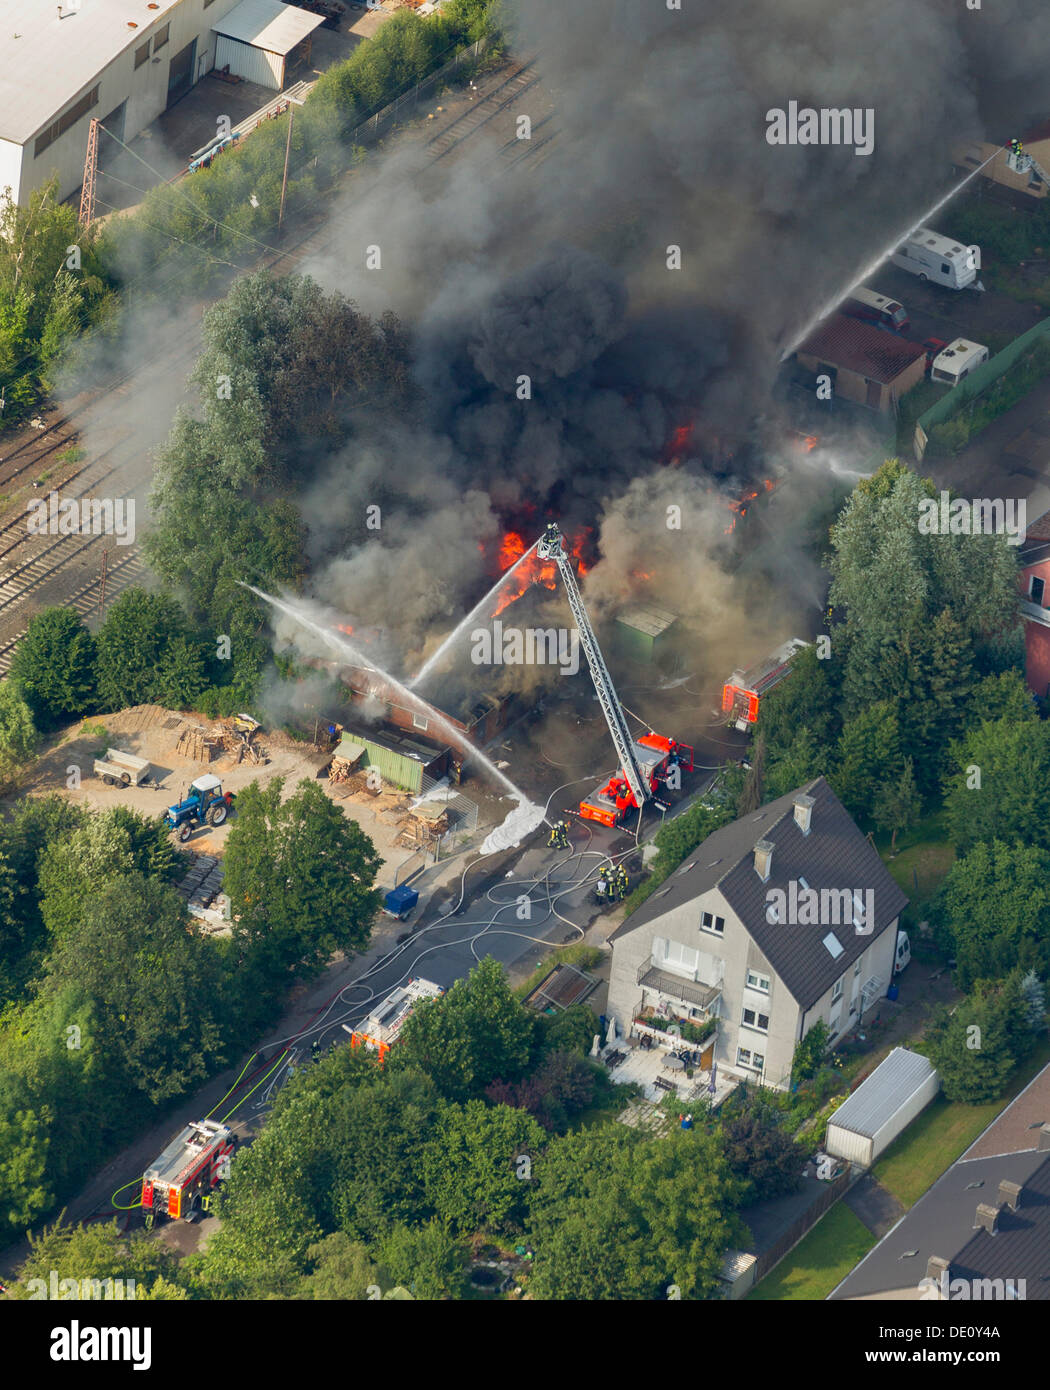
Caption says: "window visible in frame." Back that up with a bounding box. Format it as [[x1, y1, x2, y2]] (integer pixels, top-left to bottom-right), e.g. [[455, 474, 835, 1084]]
[[153, 22, 169, 50], [135, 40, 150, 68], [940, 262, 951, 275], [412, 714, 428, 731], [1031, 576, 1045, 605], [831, 976, 844, 1004], [746, 970, 770, 993], [656, 938, 700, 978], [34, 85, 100, 157], [701, 910, 725, 936], [741, 1007, 769, 1033], [854, 957, 862, 977], [737, 1047, 764, 1071]]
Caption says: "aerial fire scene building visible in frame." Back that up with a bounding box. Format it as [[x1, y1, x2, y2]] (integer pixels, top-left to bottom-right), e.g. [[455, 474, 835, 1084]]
[[349, 979, 444, 1063], [722, 638, 811, 731], [796, 313, 927, 412]]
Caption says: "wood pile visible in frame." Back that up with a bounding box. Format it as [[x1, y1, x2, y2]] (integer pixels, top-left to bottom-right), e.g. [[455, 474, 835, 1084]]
[[175, 726, 221, 762], [395, 803, 449, 848]]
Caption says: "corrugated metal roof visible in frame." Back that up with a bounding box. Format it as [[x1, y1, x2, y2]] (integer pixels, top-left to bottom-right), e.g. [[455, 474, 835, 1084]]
[[0, 0, 228, 145], [211, 0, 323, 54], [829, 1048, 936, 1139]]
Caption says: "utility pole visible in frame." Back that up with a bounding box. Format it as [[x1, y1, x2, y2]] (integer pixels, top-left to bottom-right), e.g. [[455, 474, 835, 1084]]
[[79, 118, 100, 229], [278, 104, 294, 232], [97, 547, 108, 616]]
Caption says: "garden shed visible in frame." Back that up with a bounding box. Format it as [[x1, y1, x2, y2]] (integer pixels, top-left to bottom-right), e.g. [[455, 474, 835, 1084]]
[[825, 1047, 940, 1168]]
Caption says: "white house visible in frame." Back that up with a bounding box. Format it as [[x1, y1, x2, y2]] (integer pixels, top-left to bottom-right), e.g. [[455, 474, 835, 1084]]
[[0, 0, 322, 208], [606, 777, 909, 1091]]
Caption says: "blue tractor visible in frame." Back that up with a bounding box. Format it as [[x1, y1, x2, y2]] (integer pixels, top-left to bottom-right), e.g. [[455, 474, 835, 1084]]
[[166, 775, 235, 842]]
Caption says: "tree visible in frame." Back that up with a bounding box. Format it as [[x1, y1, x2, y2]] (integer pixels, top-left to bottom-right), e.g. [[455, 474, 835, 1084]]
[[757, 645, 842, 761], [932, 841, 1050, 992], [378, 1220, 468, 1300], [791, 1020, 829, 1085], [924, 979, 1023, 1104], [720, 1104, 805, 1204], [9, 608, 97, 728], [1019, 970, 1047, 1032], [43, 873, 226, 1103], [0, 680, 37, 772], [94, 588, 203, 710], [422, 1100, 545, 1235], [736, 734, 765, 815], [874, 756, 920, 853], [831, 700, 903, 827], [526, 1124, 745, 1300], [944, 717, 1050, 855], [0, 1088, 53, 1235], [764, 727, 828, 802], [10, 1218, 186, 1300], [223, 778, 381, 990], [392, 957, 535, 1102], [486, 1051, 598, 1132], [293, 1233, 385, 1301]]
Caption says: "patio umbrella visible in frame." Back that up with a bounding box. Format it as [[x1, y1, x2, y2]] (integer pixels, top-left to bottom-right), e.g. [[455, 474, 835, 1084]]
[[590, 1033, 601, 1057], [708, 1061, 718, 1094], [663, 1055, 685, 1071]]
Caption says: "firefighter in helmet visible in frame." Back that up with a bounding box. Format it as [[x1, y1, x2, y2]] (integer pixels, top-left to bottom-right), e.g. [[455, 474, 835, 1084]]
[[548, 819, 570, 850], [595, 865, 610, 903], [616, 864, 629, 899], [1009, 137, 1024, 157]]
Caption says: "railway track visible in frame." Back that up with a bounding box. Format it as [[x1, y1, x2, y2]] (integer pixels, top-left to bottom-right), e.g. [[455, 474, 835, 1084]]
[[426, 60, 541, 162]]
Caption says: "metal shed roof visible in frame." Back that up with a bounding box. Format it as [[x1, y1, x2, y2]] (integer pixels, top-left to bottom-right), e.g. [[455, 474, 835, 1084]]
[[0, 0, 195, 145], [211, 0, 324, 55], [829, 1047, 936, 1139]]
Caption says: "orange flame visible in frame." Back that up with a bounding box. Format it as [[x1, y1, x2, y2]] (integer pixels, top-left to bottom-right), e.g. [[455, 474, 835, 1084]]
[[722, 479, 778, 534], [489, 527, 591, 615], [338, 623, 355, 635]]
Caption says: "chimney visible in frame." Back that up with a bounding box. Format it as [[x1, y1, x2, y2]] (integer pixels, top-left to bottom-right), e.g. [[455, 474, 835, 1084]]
[[793, 794, 815, 835], [753, 839, 774, 882], [1038, 1124, 1050, 1153], [998, 1180, 1022, 1211], [926, 1255, 950, 1292], [974, 1203, 1000, 1235]]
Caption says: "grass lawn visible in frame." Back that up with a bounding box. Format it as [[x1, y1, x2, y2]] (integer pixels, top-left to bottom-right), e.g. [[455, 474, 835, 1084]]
[[873, 1038, 1050, 1208], [746, 1202, 876, 1301], [877, 809, 955, 907]]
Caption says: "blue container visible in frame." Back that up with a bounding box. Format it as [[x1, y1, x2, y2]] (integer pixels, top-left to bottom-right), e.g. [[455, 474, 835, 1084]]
[[887, 982, 899, 1002], [383, 884, 419, 919]]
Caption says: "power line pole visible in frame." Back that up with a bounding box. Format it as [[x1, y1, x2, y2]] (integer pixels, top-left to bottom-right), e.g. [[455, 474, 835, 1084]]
[[79, 118, 100, 229], [97, 548, 108, 616], [278, 104, 294, 233]]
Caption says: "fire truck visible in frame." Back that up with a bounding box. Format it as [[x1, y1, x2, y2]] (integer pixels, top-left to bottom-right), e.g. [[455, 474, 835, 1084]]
[[349, 978, 444, 1064], [535, 523, 692, 829], [579, 733, 695, 828], [141, 1119, 236, 1224], [722, 638, 811, 731]]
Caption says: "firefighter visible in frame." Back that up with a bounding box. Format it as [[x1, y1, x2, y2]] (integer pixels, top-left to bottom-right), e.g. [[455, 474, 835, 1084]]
[[616, 864, 629, 899], [548, 820, 569, 850], [595, 865, 609, 903], [311, 1038, 322, 1062]]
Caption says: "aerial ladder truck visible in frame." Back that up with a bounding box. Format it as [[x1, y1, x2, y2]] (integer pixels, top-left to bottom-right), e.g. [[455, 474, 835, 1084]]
[[536, 522, 693, 829]]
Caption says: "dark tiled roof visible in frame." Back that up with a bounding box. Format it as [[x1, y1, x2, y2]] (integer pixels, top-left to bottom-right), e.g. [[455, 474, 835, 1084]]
[[798, 313, 926, 384], [1021, 507, 1050, 565], [831, 1148, 1050, 1299], [612, 777, 909, 1009]]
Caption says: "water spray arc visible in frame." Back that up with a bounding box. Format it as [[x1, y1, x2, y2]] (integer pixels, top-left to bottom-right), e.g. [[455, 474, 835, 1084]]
[[780, 149, 1000, 361]]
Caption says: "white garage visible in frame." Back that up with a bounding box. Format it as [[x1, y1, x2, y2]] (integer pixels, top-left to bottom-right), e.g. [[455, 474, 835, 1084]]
[[825, 1047, 940, 1168], [211, 0, 324, 91]]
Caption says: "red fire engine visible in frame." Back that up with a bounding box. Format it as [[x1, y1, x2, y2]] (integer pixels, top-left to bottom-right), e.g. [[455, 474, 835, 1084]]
[[721, 638, 810, 731], [580, 733, 695, 828], [349, 978, 444, 1064], [141, 1119, 236, 1224]]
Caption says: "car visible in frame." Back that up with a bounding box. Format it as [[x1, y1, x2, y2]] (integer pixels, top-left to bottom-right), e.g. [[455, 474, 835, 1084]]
[[921, 337, 948, 376]]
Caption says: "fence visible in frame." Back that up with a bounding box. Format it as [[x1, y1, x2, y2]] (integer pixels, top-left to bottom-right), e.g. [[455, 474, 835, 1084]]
[[913, 314, 1050, 460], [751, 1163, 855, 1285], [354, 37, 493, 147]]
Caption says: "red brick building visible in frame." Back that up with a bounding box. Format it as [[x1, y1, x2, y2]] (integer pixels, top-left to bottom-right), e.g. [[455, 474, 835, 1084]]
[[1019, 508, 1050, 698]]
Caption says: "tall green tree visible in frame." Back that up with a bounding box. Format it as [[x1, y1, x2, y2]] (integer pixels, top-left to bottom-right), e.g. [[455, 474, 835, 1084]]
[[223, 778, 381, 986], [944, 717, 1050, 854], [831, 700, 903, 827], [378, 1219, 468, 1301], [422, 1100, 545, 1235], [924, 977, 1027, 1103], [392, 957, 535, 1102], [9, 608, 97, 728], [94, 588, 207, 710], [0, 679, 36, 773]]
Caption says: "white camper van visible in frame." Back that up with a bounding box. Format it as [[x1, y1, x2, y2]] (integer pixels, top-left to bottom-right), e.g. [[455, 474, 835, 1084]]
[[891, 228, 984, 291], [930, 338, 989, 387]]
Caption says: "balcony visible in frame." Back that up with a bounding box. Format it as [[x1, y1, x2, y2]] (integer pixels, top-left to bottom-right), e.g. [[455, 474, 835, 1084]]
[[637, 962, 722, 1011]]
